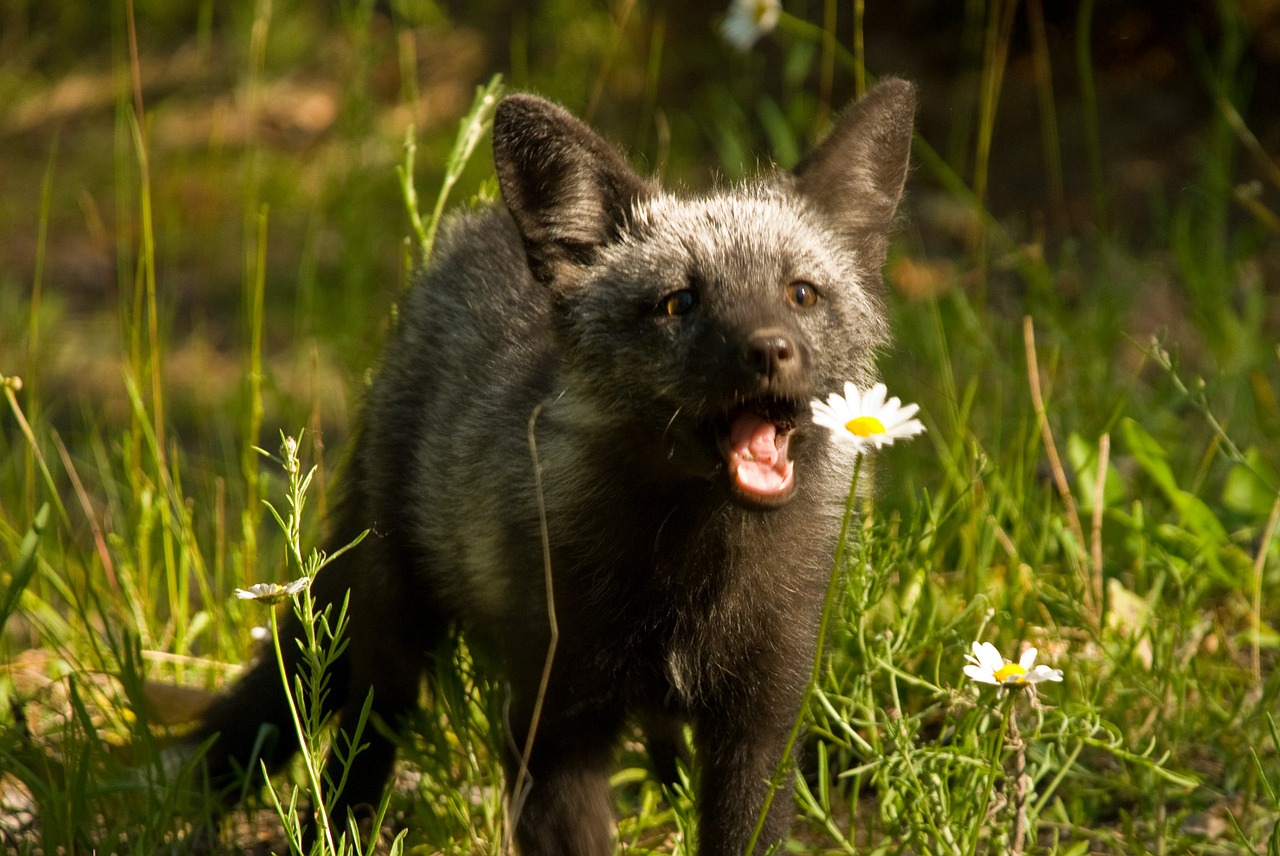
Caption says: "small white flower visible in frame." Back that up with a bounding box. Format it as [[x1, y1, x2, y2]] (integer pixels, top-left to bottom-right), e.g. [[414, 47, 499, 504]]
[[964, 641, 1063, 689], [721, 0, 781, 51], [234, 577, 311, 605], [811, 381, 925, 453]]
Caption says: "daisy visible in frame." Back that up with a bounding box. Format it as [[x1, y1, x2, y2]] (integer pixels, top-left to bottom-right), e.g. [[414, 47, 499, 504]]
[[964, 641, 1063, 689], [234, 577, 311, 605], [811, 381, 926, 453], [720, 0, 781, 51]]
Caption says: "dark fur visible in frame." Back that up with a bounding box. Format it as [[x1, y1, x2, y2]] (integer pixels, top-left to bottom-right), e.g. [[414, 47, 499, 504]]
[[192, 80, 915, 855]]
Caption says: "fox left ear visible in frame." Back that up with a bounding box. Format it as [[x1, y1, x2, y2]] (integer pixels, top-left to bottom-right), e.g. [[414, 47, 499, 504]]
[[793, 78, 916, 256], [493, 94, 652, 284]]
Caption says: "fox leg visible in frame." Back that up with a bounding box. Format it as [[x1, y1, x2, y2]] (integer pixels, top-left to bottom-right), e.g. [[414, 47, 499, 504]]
[[505, 692, 625, 856]]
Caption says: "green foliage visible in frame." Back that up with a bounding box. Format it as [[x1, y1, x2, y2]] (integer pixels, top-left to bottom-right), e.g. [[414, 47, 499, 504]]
[[2, 0, 1279, 853], [251, 433, 396, 856], [400, 74, 505, 261], [0, 504, 47, 634]]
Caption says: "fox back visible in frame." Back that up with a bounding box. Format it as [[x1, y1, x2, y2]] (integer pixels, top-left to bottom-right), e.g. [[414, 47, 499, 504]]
[[192, 80, 915, 856]]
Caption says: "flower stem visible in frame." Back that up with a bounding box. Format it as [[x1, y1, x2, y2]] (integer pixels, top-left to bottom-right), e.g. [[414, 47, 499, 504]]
[[1009, 705, 1028, 856], [969, 694, 1013, 856], [270, 603, 337, 853], [747, 453, 863, 854]]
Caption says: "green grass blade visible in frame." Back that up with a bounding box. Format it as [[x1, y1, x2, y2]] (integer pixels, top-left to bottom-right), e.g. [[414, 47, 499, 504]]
[[1, 502, 49, 631]]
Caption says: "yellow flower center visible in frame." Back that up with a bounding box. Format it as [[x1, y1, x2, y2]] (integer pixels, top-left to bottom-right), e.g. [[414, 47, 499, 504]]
[[994, 663, 1027, 683], [846, 416, 886, 437]]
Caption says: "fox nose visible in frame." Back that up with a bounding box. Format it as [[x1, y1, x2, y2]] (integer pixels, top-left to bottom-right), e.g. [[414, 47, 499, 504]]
[[745, 330, 799, 381]]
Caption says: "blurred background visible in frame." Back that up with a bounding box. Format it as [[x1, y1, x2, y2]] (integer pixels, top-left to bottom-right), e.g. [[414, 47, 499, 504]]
[[2, 0, 1277, 447]]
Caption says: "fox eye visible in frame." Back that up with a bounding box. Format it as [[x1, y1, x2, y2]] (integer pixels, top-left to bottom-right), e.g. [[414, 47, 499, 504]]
[[787, 280, 819, 308], [661, 288, 698, 317]]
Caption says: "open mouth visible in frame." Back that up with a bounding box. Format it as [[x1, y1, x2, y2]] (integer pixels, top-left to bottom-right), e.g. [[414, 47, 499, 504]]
[[715, 397, 801, 508]]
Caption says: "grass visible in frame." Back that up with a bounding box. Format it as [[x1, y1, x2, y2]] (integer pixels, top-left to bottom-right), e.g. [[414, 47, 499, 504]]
[[2, 0, 1279, 853]]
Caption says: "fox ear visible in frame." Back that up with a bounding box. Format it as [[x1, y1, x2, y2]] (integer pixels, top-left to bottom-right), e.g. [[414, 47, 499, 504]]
[[793, 78, 915, 257], [493, 94, 651, 284]]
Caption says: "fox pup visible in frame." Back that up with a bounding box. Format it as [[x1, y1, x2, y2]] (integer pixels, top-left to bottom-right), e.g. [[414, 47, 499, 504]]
[[193, 79, 915, 855]]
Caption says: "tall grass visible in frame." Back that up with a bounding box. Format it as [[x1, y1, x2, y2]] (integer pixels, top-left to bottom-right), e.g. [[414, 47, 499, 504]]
[[2, 0, 1278, 853]]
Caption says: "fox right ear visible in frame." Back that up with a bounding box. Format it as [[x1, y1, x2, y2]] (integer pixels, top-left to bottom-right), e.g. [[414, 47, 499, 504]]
[[792, 78, 916, 262], [493, 95, 651, 284]]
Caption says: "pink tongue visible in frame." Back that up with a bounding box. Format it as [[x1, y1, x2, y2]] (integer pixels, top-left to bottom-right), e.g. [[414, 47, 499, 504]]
[[727, 412, 795, 498]]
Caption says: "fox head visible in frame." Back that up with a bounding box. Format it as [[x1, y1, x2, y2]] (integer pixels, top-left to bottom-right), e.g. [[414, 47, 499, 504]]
[[492, 82, 915, 508]]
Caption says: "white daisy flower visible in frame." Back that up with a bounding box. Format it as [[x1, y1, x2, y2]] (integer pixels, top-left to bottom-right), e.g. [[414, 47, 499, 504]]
[[810, 381, 926, 453], [720, 0, 781, 51], [963, 641, 1063, 689], [234, 577, 311, 605]]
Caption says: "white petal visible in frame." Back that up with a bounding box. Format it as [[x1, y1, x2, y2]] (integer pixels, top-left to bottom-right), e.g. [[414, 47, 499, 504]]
[[285, 577, 311, 595], [892, 418, 926, 438], [1018, 647, 1038, 670], [822, 393, 849, 416], [811, 405, 844, 433], [869, 433, 896, 449], [881, 402, 921, 429], [864, 383, 888, 413], [720, 10, 759, 50], [974, 642, 1006, 672], [833, 434, 869, 453], [1026, 666, 1063, 683], [963, 665, 999, 684]]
